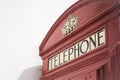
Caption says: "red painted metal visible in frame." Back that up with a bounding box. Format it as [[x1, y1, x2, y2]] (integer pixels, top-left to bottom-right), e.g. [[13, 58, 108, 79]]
[[39, 0, 120, 80]]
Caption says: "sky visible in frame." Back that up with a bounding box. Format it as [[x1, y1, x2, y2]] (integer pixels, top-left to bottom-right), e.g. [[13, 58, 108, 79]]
[[0, 0, 78, 80]]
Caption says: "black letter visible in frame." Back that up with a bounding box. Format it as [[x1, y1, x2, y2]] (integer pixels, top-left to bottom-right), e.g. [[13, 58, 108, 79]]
[[80, 40, 89, 53], [54, 55, 59, 67], [49, 58, 52, 70], [89, 34, 96, 50], [68, 47, 74, 60], [74, 43, 80, 57], [63, 50, 68, 63], [97, 29, 104, 46]]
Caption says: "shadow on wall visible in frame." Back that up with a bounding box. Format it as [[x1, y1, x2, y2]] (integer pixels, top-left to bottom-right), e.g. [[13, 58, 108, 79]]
[[18, 66, 42, 80]]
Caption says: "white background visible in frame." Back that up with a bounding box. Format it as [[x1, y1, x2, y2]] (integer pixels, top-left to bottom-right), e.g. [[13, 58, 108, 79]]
[[0, 0, 78, 80]]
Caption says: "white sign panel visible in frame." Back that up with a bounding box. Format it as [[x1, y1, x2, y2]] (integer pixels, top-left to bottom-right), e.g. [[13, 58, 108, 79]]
[[48, 29, 106, 70]]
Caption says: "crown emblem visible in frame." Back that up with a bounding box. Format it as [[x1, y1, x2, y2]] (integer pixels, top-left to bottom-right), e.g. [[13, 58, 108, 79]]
[[62, 15, 78, 36]]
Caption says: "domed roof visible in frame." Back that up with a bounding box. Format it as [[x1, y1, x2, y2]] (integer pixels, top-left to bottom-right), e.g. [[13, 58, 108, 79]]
[[40, 0, 118, 56]]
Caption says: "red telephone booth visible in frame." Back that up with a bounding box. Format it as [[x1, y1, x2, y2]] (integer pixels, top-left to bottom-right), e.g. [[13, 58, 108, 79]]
[[39, 0, 120, 80]]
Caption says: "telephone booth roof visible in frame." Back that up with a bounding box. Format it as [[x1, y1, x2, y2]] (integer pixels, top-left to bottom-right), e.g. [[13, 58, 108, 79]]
[[39, 0, 118, 56]]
